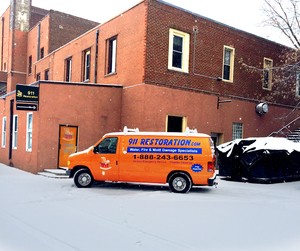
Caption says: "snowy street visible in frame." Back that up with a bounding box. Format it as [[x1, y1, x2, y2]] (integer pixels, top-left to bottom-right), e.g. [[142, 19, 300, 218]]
[[1, 163, 300, 251]]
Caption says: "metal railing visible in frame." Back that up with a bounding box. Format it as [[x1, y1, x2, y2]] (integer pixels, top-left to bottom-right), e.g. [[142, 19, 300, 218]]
[[268, 116, 300, 137]]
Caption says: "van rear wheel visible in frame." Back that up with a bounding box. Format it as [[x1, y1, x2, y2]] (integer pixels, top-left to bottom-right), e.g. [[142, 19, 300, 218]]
[[74, 169, 94, 188], [169, 173, 192, 193]]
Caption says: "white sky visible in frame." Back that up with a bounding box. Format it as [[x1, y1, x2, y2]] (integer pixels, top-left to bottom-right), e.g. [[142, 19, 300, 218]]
[[0, 0, 292, 47]]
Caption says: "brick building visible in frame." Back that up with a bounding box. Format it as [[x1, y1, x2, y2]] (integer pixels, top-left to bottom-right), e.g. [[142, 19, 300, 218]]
[[0, 0, 299, 173]]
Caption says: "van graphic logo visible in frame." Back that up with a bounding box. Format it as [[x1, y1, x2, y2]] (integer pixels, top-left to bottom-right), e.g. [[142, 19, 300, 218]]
[[191, 164, 203, 173], [100, 157, 112, 171]]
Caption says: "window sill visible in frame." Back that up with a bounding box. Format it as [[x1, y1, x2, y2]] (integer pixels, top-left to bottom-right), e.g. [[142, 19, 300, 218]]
[[105, 72, 117, 78]]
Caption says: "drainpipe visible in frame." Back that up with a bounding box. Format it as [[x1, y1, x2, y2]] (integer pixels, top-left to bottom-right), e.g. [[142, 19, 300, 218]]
[[1, 17, 4, 71], [94, 29, 99, 83]]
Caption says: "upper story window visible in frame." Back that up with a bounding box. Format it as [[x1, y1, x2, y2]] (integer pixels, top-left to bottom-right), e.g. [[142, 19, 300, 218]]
[[65, 57, 72, 82], [83, 49, 91, 82], [36, 72, 41, 81], [296, 72, 300, 97], [223, 46, 235, 82], [40, 47, 44, 59], [28, 55, 32, 75], [44, 69, 49, 80], [263, 58, 273, 90], [107, 36, 117, 74], [168, 28, 190, 73]]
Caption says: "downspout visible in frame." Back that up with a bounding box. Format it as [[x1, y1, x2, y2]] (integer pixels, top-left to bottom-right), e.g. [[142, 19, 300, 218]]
[[1, 17, 4, 71], [10, 1, 16, 75], [94, 29, 99, 83]]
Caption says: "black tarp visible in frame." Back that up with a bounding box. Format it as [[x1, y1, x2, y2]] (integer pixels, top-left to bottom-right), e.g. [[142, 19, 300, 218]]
[[217, 137, 300, 182]]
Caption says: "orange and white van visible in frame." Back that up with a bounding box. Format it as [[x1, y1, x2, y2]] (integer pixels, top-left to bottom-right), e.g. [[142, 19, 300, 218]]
[[67, 127, 217, 193]]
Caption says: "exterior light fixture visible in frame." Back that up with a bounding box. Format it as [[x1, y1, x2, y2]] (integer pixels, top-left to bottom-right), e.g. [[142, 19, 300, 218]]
[[256, 102, 268, 115]]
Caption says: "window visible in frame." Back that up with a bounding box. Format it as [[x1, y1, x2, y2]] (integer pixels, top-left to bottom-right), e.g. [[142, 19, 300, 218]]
[[95, 137, 118, 154], [65, 57, 72, 82], [12, 115, 18, 149], [36, 72, 41, 81], [40, 47, 44, 59], [296, 72, 300, 97], [83, 49, 91, 81], [1, 117, 6, 148], [166, 115, 187, 132], [263, 58, 273, 90], [28, 55, 32, 74], [232, 122, 243, 140], [37, 23, 41, 60], [26, 113, 33, 151], [168, 29, 190, 73], [44, 69, 49, 80], [107, 37, 117, 74], [223, 46, 235, 82]]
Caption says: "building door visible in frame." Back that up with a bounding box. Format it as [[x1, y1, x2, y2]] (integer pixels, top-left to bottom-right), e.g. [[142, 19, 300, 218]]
[[58, 125, 78, 168]]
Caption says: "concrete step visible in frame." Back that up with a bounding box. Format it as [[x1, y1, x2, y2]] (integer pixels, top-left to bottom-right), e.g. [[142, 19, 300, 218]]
[[38, 168, 69, 179]]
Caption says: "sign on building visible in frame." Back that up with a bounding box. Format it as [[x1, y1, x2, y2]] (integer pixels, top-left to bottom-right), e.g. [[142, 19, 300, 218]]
[[16, 84, 39, 111], [16, 84, 39, 103]]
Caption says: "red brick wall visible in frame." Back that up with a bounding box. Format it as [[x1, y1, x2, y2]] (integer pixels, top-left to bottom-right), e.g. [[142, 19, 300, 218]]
[[0, 82, 122, 173], [0, 8, 11, 72], [145, 0, 298, 107], [48, 11, 99, 53], [122, 84, 299, 142], [29, 1, 147, 86]]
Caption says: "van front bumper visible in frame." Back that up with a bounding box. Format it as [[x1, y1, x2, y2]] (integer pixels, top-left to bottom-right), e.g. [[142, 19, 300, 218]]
[[66, 169, 72, 178], [208, 173, 218, 186]]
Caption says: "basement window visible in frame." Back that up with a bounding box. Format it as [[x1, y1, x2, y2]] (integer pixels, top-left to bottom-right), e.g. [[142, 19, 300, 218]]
[[232, 122, 243, 140], [166, 115, 187, 132]]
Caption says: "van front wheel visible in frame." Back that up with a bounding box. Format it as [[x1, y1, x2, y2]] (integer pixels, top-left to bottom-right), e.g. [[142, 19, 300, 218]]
[[74, 169, 94, 188], [169, 173, 192, 193]]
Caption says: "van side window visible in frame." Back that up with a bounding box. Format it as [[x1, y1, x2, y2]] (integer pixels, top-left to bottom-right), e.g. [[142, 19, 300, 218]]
[[96, 137, 118, 154]]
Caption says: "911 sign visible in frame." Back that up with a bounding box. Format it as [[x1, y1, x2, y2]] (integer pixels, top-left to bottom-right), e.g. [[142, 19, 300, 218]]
[[16, 84, 39, 103], [16, 84, 39, 111]]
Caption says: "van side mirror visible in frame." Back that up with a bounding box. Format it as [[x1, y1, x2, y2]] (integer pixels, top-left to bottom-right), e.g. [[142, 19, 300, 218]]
[[93, 146, 99, 153]]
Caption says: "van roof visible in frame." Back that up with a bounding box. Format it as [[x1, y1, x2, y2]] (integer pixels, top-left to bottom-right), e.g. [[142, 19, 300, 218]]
[[103, 127, 211, 138], [104, 131, 210, 138]]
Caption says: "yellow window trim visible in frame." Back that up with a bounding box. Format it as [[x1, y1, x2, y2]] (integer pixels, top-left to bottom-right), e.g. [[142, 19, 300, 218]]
[[168, 28, 190, 73], [263, 57, 273, 90], [222, 45, 235, 83]]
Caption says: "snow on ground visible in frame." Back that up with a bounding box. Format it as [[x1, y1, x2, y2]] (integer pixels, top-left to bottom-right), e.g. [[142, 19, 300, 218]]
[[1, 163, 300, 251]]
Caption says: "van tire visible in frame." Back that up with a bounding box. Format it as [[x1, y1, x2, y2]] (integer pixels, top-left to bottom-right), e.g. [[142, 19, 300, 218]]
[[169, 172, 192, 193], [74, 169, 94, 188]]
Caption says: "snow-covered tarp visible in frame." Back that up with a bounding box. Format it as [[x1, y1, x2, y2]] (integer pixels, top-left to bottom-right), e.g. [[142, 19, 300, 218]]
[[217, 137, 300, 157], [216, 137, 300, 181]]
